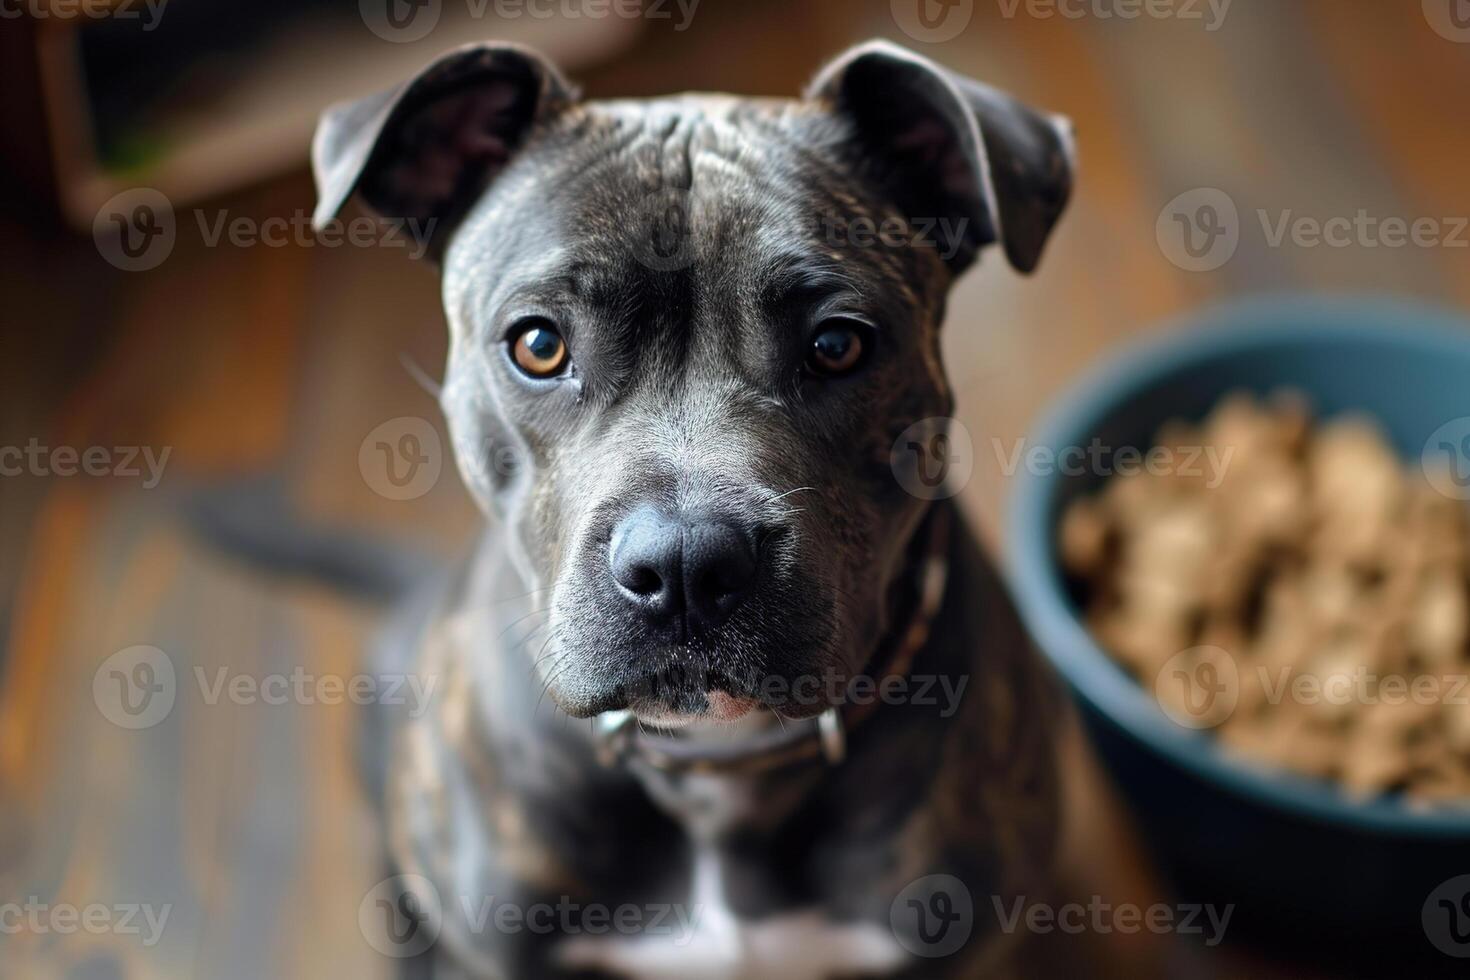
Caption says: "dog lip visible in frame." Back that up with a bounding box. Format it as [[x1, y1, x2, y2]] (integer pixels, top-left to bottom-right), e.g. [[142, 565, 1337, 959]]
[[555, 688, 629, 719], [628, 691, 758, 728], [557, 665, 835, 722], [704, 691, 758, 722], [615, 664, 765, 719]]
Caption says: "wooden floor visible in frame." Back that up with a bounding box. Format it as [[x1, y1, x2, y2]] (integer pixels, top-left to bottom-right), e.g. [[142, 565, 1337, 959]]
[[2, 1, 1469, 977]]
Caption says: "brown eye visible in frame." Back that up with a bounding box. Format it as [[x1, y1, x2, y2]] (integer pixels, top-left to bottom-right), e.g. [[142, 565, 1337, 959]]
[[511, 320, 569, 378], [806, 319, 869, 377]]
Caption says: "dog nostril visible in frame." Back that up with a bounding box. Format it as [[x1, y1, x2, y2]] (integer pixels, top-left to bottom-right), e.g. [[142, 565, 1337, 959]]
[[695, 553, 754, 600], [683, 524, 757, 622], [609, 507, 682, 610], [699, 570, 736, 599], [624, 565, 664, 597]]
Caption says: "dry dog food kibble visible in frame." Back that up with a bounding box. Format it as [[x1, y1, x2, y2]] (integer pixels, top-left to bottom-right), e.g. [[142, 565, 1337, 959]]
[[1061, 391, 1470, 808]]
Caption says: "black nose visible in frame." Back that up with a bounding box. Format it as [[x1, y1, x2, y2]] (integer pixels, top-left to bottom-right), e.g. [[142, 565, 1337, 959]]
[[609, 507, 758, 633]]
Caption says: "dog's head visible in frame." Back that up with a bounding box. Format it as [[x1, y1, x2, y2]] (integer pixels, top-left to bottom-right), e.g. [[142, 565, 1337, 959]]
[[314, 40, 1073, 725]]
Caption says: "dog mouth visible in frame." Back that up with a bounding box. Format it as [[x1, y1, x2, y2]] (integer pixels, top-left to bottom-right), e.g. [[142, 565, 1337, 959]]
[[543, 541, 845, 722], [616, 663, 763, 726], [617, 659, 875, 730], [628, 689, 761, 729], [551, 655, 824, 726]]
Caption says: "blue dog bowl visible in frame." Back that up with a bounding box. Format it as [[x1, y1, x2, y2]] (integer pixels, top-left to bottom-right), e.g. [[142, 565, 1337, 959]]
[[1005, 296, 1470, 968]]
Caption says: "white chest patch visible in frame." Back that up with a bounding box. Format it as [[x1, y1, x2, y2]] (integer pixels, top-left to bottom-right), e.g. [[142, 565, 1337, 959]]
[[553, 850, 908, 980]]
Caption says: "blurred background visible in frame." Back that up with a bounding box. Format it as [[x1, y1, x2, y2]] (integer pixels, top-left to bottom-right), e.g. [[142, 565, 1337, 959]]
[[1, 1, 1468, 977]]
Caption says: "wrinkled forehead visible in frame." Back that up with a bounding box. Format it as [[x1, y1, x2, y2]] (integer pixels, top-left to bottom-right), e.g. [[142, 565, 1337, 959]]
[[562, 96, 823, 247], [444, 97, 931, 336]]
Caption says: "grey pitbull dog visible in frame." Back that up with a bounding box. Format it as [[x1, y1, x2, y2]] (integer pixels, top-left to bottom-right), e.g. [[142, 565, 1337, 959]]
[[315, 38, 1076, 979]]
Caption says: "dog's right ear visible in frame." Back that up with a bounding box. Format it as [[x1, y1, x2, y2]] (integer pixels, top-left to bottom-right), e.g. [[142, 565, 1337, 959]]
[[311, 42, 577, 250], [808, 41, 1074, 275]]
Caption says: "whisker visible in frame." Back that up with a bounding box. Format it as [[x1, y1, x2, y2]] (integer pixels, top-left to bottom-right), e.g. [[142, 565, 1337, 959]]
[[768, 486, 818, 504], [498, 607, 551, 644], [399, 352, 443, 399]]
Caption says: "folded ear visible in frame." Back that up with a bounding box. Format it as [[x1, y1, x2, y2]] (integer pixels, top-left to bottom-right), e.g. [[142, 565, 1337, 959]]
[[807, 40, 1075, 275], [311, 42, 577, 251]]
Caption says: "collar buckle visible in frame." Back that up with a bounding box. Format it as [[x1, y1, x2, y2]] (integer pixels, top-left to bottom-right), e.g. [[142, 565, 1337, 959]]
[[816, 708, 846, 766], [593, 709, 637, 767]]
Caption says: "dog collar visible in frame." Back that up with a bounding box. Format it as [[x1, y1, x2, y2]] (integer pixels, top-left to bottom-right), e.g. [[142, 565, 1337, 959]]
[[593, 504, 952, 776]]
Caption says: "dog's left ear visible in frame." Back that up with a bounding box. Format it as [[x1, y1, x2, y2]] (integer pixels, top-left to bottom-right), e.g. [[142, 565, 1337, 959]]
[[311, 42, 577, 252], [807, 40, 1075, 275]]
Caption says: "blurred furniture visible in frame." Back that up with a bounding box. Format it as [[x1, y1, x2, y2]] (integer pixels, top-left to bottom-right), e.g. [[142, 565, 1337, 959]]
[[7, 0, 647, 228]]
